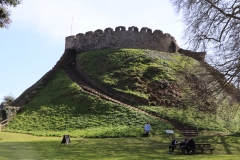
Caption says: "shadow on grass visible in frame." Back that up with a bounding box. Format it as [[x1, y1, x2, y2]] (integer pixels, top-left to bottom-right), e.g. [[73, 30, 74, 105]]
[[0, 136, 240, 160], [195, 134, 240, 154]]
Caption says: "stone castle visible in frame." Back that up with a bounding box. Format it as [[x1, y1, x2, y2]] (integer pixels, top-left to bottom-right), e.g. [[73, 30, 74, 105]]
[[65, 26, 206, 61], [11, 26, 206, 107]]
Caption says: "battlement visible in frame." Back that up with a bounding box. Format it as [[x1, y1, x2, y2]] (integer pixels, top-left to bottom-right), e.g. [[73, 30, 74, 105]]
[[65, 26, 179, 53]]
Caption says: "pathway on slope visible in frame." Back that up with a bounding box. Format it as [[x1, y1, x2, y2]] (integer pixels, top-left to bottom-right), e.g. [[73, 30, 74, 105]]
[[64, 67, 198, 137]]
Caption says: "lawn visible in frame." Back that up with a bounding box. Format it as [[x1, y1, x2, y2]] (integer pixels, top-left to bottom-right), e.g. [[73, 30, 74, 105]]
[[0, 132, 239, 160]]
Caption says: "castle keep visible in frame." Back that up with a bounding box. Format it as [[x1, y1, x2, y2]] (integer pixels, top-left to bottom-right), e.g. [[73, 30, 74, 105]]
[[65, 26, 206, 61], [12, 26, 206, 109], [65, 26, 179, 53]]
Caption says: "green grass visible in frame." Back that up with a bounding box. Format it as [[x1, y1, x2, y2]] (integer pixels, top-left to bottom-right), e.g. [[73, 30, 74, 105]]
[[5, 48, 240, 137], [76, 49, 195, 98], [76, 48, 240, 133], [5, 69, 172, 137], [137, 105, 240, 133], [0, 132, 240, 160], [138, 106, 226, 131]]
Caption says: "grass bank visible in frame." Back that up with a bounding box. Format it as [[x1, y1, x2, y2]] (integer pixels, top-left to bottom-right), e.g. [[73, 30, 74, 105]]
[[5, 70, 172, 137]]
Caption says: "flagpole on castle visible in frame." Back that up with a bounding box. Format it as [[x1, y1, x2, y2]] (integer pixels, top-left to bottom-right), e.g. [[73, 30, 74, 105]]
[[71, 17, 73, 35]]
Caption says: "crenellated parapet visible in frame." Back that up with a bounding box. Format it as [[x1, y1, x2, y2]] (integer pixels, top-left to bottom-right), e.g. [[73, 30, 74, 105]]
[[65, 26, 206, 61], [65, 26, 179, 53]]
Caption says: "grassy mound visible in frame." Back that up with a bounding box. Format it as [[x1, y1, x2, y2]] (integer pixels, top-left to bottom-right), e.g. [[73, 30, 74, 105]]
[[5, 70, 173, 137], [77, 49, 193, 103], [77, 49, 240, 133], [5, 48, 240, 136]]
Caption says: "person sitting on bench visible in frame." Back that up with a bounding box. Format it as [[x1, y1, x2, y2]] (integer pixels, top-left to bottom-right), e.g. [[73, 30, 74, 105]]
[[181, 138, 191, 154], [188, 137, 196, 153], [169, 137, 177, 153]]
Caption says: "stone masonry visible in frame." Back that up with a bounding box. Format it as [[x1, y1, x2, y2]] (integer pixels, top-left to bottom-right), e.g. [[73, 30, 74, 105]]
[[66, 26, 179, 53], [65, 26, 206, 61]]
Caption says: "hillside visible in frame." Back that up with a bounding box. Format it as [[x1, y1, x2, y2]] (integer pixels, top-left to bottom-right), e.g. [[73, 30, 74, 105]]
[[5, 69, 173, 137], [76, 49, 240, 131], [77, 49, 198, 106], [4, 48, 240, 137]]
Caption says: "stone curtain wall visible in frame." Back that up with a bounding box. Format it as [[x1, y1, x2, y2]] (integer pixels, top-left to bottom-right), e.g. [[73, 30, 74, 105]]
[[178, 48, 206, 61], [65, 26, 179, 53]]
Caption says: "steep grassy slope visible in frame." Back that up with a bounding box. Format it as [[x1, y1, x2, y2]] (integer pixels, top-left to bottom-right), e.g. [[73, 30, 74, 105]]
[[76, 49, 216, 108], [5, 70, 172, 137], [5, 48, 240, 136], [77, 49, 194, 106], [77, 49, 240, 132]]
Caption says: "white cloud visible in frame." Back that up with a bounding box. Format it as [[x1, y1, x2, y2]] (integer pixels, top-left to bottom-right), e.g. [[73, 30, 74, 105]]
[[2, 0, 186, 100], [11, 0, 84, 39], [11, 0, 122, 39], [10, 0, 184, 45]]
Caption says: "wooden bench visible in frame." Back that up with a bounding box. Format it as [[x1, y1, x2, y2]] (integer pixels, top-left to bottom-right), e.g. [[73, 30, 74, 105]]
[[179, 148, 214, 153], [177, 143, 214, 154]]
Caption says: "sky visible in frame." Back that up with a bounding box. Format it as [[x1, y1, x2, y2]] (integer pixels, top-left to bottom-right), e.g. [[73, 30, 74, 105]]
[[0, 0, 185, 102]]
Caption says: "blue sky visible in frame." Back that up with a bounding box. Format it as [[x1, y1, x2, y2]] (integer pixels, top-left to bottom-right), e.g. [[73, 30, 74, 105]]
[[0, 0, 185, 101]]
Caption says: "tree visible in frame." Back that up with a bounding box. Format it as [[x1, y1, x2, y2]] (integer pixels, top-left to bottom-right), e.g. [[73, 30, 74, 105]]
[[170, 0, 240, 90], [2, 94, 15, 104], [0, 0, 21, 28]]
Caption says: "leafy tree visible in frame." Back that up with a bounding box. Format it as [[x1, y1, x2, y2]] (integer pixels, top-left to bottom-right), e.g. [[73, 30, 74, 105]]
[[0, 0, 21, 28], [170, 0, 240, 90], [216, 97, 240, 132], [2, 94, 15, 104]]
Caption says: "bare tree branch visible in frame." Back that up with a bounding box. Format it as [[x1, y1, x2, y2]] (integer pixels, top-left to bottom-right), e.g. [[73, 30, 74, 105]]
[[170, 0, 240, 92]]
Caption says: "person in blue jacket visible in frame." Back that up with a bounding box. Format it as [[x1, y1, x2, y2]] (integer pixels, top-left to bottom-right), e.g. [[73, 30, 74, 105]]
[[144, 122, 151, 137]]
